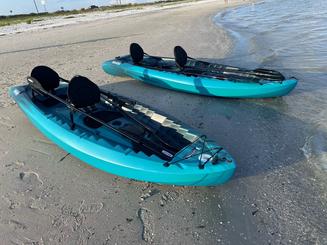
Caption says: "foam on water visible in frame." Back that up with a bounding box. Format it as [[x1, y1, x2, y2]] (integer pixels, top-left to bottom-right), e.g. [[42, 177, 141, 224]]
[[214, 0, 327, 170]]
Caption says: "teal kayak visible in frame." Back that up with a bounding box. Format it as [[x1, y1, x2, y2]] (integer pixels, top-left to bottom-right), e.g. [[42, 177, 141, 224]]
[[9, 66, 236, 186], [102, 43, 297, 98]]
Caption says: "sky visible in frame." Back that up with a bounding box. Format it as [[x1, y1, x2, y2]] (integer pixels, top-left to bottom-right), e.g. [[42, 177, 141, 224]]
[[0, 0, 149, 15]]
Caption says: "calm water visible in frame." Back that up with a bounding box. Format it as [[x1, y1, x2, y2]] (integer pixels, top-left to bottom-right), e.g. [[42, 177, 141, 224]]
[[215, 0, 327, 170]]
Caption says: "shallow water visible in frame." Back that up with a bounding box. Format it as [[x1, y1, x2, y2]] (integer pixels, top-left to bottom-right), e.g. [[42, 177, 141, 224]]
[[214, 0, 327, 171]]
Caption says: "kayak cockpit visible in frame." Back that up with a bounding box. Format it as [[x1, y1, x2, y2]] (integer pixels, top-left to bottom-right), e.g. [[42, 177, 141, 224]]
[[117, 43, 286, 84], [10, 65, 237, 185], [27, 66, 205, 163]]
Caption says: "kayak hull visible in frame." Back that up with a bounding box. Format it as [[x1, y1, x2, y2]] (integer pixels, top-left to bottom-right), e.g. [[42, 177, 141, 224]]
[[102, 60, 297, 98], [9, 85, 236, 186]]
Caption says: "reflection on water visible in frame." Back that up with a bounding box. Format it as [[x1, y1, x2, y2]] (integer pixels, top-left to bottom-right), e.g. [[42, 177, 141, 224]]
[[214, 0, 327, 170]]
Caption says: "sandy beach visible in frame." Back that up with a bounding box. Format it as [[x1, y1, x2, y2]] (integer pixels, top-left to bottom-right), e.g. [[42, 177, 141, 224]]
[[0, 0, 326, 244]]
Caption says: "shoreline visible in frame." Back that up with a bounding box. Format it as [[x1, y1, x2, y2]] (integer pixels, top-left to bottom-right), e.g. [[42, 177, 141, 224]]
[[1, 0, 226, 36], [0, 0, 247, 108]]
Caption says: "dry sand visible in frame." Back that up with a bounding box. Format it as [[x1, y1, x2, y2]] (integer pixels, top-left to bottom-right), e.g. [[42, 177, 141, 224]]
[[0, 0, 326, 244], [0, 0, 221, 36]]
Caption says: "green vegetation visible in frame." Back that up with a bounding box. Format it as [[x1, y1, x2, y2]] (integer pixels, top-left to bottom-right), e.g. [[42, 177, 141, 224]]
[[0, 0, 193, 27]]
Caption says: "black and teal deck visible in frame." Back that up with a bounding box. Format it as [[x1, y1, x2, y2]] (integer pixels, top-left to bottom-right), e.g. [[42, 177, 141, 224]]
[[9, 83, 236, 186], [103, 55, 297, 98]]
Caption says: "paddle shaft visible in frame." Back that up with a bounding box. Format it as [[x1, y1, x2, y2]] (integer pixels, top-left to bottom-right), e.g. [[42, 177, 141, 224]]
[[60, 77, 180, 152], [28, 77, 174, 161]]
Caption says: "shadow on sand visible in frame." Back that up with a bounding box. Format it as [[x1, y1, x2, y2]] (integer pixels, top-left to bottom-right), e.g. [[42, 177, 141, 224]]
[[100, 78, 323, 180]]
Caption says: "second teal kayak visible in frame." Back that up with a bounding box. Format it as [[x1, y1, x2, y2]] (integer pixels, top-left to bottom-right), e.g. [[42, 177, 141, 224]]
[[102, 44, 297, 98]]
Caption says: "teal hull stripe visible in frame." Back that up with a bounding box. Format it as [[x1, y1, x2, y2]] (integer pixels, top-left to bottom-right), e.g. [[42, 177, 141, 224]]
[[102, 60, 297, 98], [9, 85, 236, 186]]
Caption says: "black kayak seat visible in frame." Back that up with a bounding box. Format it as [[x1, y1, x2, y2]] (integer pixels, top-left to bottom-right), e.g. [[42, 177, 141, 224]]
[[174, 46, 188, 69], [30, 65, 67, 107], [130, 43, 144, 64], [129, 43, 165, 68], [68, 76, 100, 108], [31, 66, 60, 92], [68, 76, 124, 129]]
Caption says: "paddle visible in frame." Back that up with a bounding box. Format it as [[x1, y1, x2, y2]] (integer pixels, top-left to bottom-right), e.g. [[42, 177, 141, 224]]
[[172, 45, 284, 82], [59, 77, 180, 152], [128, 43, 284, 82], [27, 76, 175, 161]]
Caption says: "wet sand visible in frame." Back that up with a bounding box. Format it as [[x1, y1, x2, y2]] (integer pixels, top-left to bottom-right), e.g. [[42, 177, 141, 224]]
[[0, 0, 326, 244]]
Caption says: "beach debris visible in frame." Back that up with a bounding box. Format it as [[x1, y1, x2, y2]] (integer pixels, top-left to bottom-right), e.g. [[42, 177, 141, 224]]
[[138, 207, 155, 243], [126, 218, 133, 223], [18, 171, 43, 192], [159, 191, 179, 207], [140, 188, 160, 201], [58, 153, 70, 162], [19, 172, 25, 180]]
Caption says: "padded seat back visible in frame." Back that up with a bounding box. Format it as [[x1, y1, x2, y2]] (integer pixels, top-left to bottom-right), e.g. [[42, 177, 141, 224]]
[[68, 76, 100, 108], [130, 43, 144, 64], [174, 46, 188, 69], [31, 66, 60, 92]]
